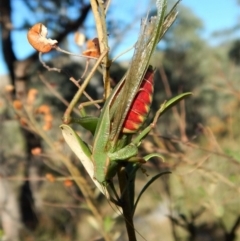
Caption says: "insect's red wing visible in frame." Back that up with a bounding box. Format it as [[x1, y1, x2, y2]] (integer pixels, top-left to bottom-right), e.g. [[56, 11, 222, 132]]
[[122, 67, 154, 133]]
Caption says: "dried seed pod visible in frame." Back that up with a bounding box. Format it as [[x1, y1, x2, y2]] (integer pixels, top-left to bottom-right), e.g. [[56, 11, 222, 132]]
[[13, 100, 23, 110], [27, 23, 58, 53], [74, 32, 85, 46], [36, 104, 51, 115], [82, 37, 100, 58], [27, 88, 38, 105], [43, 122, 52, 131], [64, 179, 73, 187], [43, 114, 53, 130], [45, 173, 55, 183], [5, 85, 14, 93], [31, 147, 42, 156], [19, 117, 28, 126], [35, 104, 53, 130]]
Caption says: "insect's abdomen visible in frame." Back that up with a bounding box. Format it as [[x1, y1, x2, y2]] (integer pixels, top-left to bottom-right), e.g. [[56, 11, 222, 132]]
[[122, 66, 154, 134]]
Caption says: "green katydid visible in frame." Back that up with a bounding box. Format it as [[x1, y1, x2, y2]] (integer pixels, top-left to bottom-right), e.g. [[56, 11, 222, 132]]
[[60, 0, 190, 198], [91, 0, 180, 183]]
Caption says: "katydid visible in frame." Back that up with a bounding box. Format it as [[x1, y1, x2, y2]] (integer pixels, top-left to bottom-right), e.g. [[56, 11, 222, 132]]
[[122, 66, 154, 134], [92, 0, 175, 183], [60, 0, 188, 198]]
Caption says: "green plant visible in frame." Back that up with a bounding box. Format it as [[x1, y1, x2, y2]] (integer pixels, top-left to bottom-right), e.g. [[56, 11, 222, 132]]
[[26, 0, 194, 240]]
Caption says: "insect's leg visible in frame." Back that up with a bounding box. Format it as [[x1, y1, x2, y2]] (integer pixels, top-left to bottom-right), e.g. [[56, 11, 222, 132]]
[[107, 143, 138, 162], [78, 99, 103, 112], [107, 180, 122, 206], [78, 58, 90, 82], [131, 103, 163, 146]]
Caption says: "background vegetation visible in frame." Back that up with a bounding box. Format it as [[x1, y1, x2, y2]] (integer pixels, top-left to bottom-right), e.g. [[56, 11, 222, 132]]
[[0, 0, 240, 240]]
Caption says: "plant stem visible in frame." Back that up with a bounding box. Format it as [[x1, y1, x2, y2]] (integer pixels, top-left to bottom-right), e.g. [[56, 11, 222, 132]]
[[62, 50, 107, 123], [90, 0, 111, 99], [117, 166, 137, 241], [25, 108, 113, 241]]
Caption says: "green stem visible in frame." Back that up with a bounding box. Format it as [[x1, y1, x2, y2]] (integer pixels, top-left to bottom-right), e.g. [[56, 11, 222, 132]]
[[117, 166, 137, 241]]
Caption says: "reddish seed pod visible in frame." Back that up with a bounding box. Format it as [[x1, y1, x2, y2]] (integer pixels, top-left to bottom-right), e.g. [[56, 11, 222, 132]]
[[122, 66, 154, 133], [82, 38, 100, 58]]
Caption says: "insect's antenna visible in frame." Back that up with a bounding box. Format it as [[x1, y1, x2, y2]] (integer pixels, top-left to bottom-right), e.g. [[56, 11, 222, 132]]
[[78, 59, 90, 82], [111, 45, 135, 63]]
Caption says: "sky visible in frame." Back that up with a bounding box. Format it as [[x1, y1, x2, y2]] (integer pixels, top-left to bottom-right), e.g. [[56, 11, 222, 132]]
[[184, 0, 240, 42], [0, 0, 240, 75]]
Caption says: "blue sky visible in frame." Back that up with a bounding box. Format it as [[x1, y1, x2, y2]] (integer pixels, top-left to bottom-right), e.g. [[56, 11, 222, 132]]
[[0, 0, 239, 75], [184, 0, 240, 41]]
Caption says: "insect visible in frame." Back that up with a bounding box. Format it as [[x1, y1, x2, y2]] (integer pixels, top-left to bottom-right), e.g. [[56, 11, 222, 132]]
[[90, 0, 172, 184], [122, 66, 154, 134], [61, 0, 190, 198]]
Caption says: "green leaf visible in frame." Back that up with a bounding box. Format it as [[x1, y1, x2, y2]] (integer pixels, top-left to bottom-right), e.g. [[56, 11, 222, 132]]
[[72, 116, 99, 135], [159, 92, 192, 116], [143, 153, 165, 162], [92, 100, 112, 183], [60, 124, 109, 198], [103, 216, 114, 233], [132, 171, 171, 215]]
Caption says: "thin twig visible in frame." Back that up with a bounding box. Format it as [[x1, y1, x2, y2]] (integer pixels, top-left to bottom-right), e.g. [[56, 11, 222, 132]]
[[38, 73, 71, 107], [63, 49, 108, 123], [39, 53, 61, 72], [158, 65, 187, 141], [90, 0, 111, 98], [38, 56, 101, 110], [54, 46, 98, 60], [23, 106, 112, 241]]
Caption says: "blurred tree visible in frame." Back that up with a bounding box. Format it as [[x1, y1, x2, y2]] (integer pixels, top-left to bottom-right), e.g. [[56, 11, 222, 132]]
[[228, 39, 240, 64], [0, 0, 91, 236], [152, 5, 209, 137]]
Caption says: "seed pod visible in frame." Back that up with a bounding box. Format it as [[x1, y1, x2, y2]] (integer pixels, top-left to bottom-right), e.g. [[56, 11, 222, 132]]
[[122, 66, 154, 133], [27, 23, 58, 53], [82, 38, 100, 58]]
